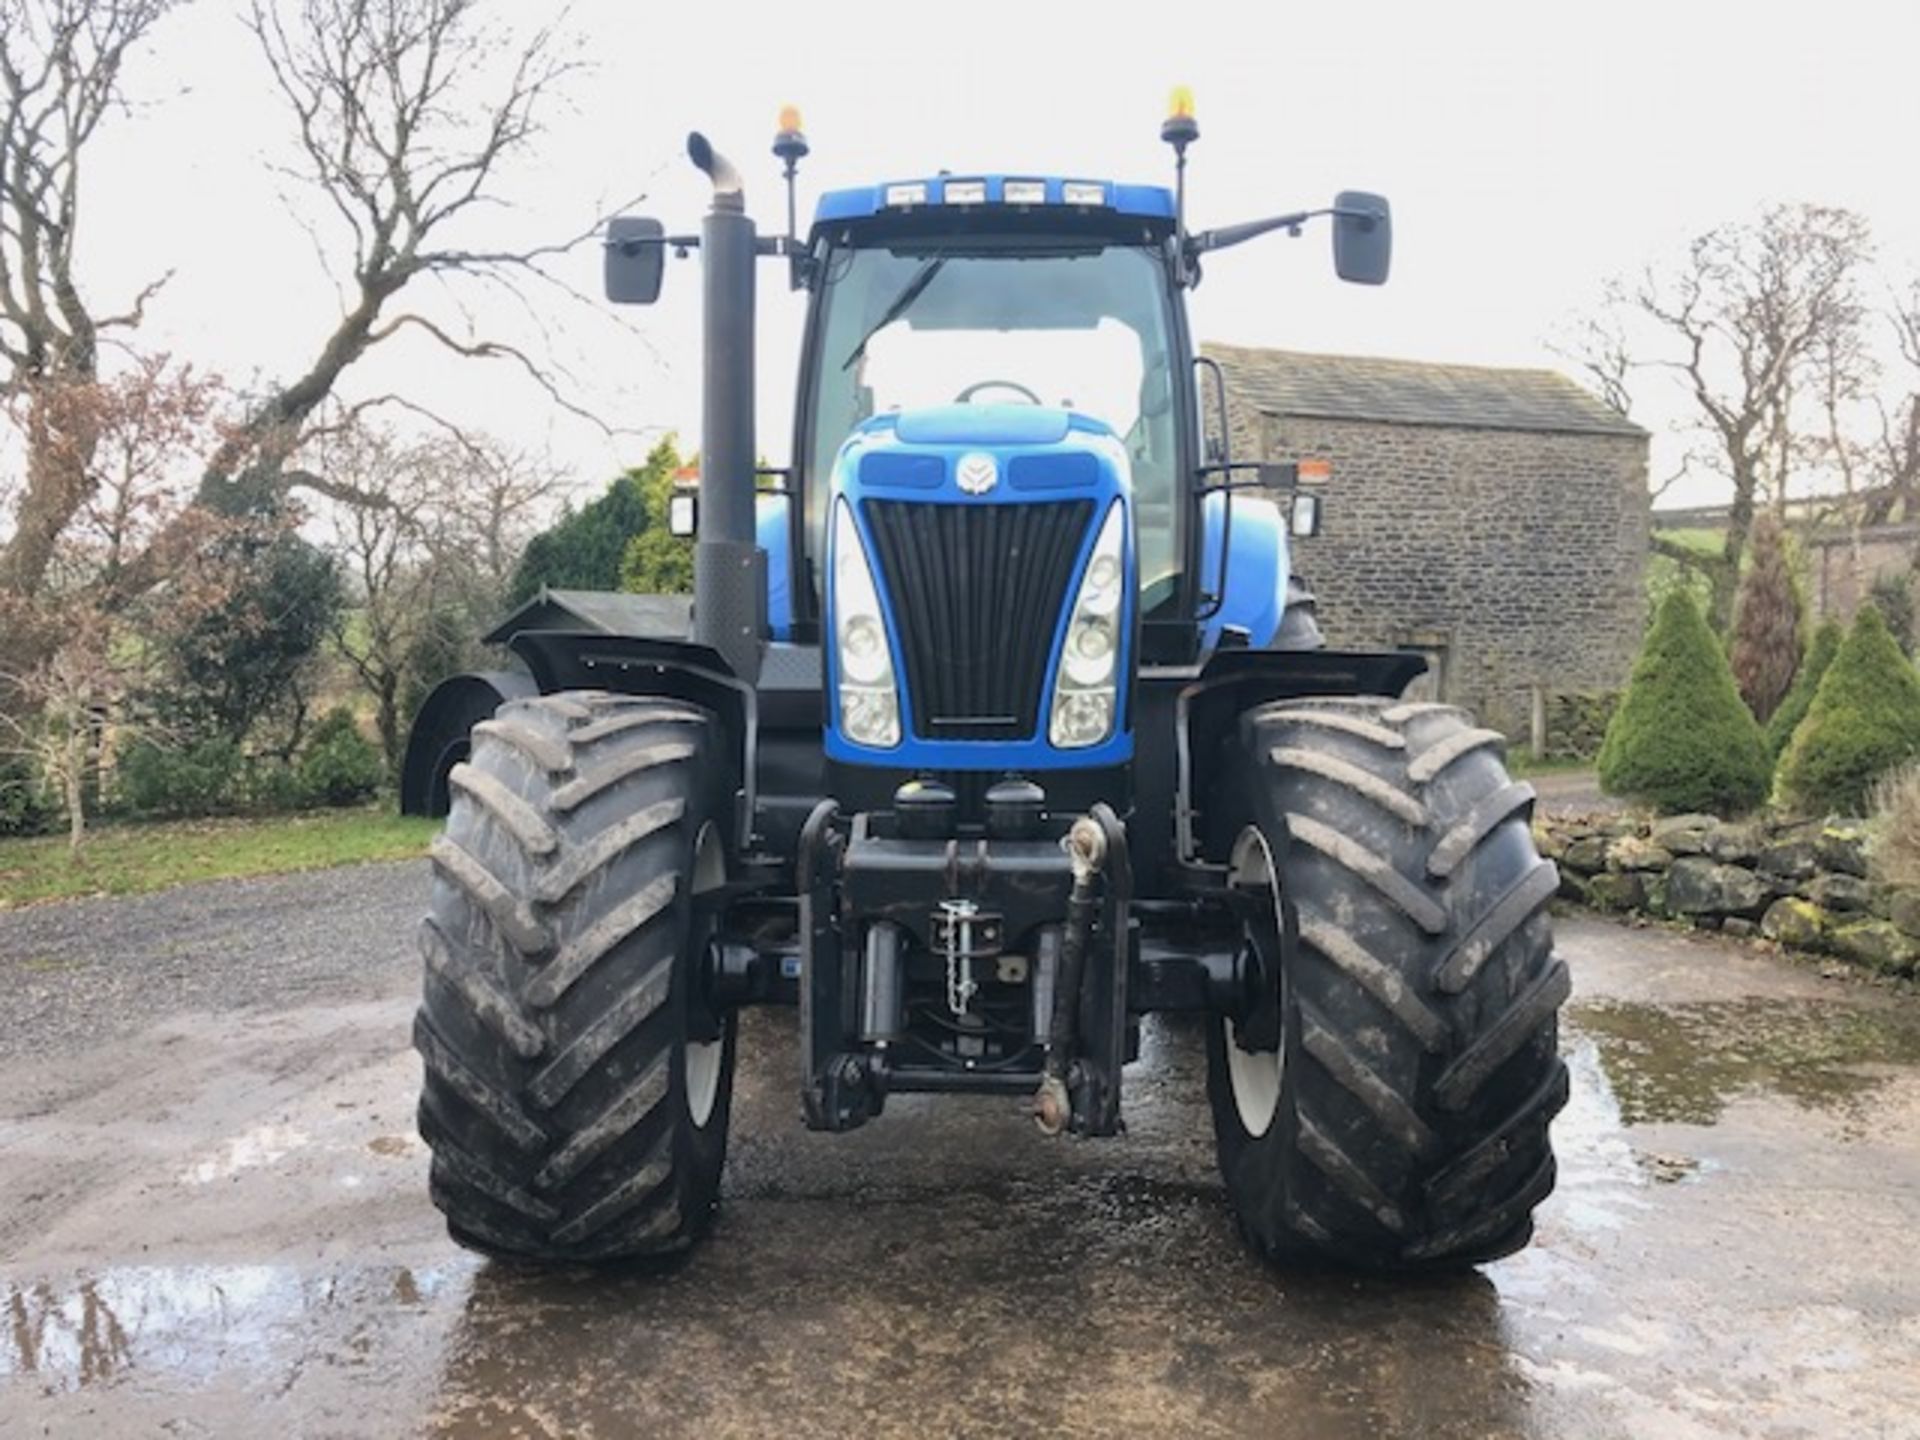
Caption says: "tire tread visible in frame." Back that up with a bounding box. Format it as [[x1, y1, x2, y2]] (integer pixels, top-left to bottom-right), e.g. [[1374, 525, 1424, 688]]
[[1209, 696, 1567, 1272]]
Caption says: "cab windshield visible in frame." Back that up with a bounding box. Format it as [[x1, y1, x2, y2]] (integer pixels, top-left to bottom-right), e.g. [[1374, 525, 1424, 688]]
[[804, 241, 1181, 610]]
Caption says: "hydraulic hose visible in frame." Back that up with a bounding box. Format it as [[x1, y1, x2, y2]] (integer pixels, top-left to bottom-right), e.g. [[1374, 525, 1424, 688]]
[[1034, 817, 1107, 1134]]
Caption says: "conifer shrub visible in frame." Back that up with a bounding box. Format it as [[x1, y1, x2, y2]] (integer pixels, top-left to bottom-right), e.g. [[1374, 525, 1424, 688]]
[[1597, 590, 1771, 814], [1778, 605, 1920, 815], [1869, 569, 1916, 655], [1764, 618, 1840, 759], [1728, 514, 1803, 723]]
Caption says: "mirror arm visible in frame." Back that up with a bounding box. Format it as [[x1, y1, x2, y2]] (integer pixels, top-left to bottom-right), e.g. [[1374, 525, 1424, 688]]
[[756, 234, 818, 289], [1196, 460, 1298, 494], [1187, 202, 1384, 260], [606, 232, 701, 255]]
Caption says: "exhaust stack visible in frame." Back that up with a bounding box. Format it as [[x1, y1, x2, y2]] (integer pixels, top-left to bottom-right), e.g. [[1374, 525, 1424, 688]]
[[689, 131, 766, 682]]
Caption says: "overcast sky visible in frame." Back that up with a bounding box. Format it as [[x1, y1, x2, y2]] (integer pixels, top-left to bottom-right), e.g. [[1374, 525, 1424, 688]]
[[77, 0, 1920, 512]]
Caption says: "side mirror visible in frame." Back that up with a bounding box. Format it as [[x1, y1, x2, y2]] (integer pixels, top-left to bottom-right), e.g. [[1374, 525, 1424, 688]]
[[1332, 191, 1391, 286], [605, 216, 665, 304], [1290, 493, 1323, 538], [667, 491, 697, 537]]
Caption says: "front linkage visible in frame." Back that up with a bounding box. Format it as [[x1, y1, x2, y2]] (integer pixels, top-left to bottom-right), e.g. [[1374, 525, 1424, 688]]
[[798, 798, 1134, 1137]]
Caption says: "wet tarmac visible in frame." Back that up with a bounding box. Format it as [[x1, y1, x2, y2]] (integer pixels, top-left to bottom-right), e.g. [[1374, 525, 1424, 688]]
[[3, 867, 1920, 1438]]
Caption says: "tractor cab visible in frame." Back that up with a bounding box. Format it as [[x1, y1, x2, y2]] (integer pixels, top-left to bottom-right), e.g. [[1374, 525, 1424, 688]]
[[794, 176, 1190, 633]]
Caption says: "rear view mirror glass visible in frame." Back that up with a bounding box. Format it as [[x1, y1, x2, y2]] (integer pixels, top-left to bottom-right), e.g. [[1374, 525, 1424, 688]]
[[605, 216, 665, 304], [1290, 493, 1323, 538], [1332, 191, 1391, 286], [668, 491, 697, 537]]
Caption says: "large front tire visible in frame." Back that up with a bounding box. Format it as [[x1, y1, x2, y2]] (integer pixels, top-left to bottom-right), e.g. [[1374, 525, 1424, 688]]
[[413, 691, 737, 1263], [1206, 697, 1569, 1270]]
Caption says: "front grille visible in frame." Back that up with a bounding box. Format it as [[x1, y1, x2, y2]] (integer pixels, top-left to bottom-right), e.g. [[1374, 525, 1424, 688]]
[[864, 498, 1094, 740]]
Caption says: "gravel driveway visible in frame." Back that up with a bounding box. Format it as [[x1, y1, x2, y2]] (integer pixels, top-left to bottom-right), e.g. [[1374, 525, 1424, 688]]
[[0, 860, 427, 1064], [3, 861, 1920, 1437]]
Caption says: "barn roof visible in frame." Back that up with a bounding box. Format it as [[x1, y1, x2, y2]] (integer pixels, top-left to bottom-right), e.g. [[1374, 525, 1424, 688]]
[[1204, 344, 1646, 438]]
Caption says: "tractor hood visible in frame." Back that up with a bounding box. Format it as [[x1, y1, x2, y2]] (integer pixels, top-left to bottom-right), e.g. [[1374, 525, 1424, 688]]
[[823, 402, 1136, 772], [891, 404, 1073, 447], [835, 405, 1131, 496]]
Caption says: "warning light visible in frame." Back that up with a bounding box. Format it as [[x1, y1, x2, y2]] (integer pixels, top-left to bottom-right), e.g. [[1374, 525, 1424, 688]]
[[773, 105, 809, 167], [1298, 458, 1333, 484], [1162, 86, 1198, 149]]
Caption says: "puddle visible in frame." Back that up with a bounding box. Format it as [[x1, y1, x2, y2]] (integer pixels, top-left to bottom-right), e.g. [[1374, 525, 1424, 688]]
[[1539, 1036, 1658, 1232], [1, 1264, 461, 1391], [1567, 996, 1920, 1125]]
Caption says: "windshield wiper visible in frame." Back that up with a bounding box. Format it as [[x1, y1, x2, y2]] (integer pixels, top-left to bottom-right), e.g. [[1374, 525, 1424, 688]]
[[840, 257, 945, 371]]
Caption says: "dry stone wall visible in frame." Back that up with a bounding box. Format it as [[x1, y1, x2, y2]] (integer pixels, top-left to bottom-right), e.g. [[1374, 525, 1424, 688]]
[[1539, 811, 1920, 977]]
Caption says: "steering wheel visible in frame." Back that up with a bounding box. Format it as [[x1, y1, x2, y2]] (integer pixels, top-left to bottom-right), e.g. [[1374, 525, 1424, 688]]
[[955, 379, 1044, 406]]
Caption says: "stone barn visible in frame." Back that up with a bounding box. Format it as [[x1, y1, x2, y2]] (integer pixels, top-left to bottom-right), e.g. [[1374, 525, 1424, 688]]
[[1209, 344, 1651, 743]]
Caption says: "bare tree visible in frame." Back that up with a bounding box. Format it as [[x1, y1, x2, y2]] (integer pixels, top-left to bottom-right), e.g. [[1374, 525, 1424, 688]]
[[317, 418, 560, 767], [319, 424, 426, 768], [1559, 307, 1635, 417], [1582, 204, 1872, 627], [0, 357, 237, 843], [414, 433, 565, 603], [1867, 280, 1920, 527], [1808, 317, 1876, 592], [0, 0, 179, 602], [4, 0, 597, 630], [204, 0, 589, 489], [0, 615, 132, 848]]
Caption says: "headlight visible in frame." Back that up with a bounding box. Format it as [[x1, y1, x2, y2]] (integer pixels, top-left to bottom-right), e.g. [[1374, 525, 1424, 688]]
[[1063, 615, 1116, 687], [832, 500, 901, 748], [1049, 502, 1126, 748], [840, 614, 890, 685]]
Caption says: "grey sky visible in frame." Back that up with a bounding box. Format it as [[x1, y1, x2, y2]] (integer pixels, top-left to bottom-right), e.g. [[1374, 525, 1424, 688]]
[[78, 0, 1920, 511]]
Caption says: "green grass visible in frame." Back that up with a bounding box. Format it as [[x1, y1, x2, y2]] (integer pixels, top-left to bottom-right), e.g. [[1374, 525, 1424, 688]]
[[0, 807, 438, 908], [1655, 527, 1724, 556], [1507, 752, 1595, 778]]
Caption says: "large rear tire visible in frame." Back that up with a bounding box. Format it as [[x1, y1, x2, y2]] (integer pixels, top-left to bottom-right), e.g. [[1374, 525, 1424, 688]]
[[1205, 697, 1569, 1270], [413, 691, 737, 1263]]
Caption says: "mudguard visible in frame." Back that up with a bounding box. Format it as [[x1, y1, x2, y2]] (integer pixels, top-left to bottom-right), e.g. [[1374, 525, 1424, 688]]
[[399, 670, 538, 817]]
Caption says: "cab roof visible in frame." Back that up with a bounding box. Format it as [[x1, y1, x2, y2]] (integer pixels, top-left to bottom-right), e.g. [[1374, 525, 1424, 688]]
[[813, 175, 1177, 235]]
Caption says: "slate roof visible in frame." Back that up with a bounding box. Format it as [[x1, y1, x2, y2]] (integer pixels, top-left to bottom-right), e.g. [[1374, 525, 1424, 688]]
[[482, 587, 691, 645], [1204, 344, 1646, 438]]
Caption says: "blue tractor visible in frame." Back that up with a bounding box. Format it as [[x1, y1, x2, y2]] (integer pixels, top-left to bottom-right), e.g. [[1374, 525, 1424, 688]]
[[412, 97, 1568, 1271]]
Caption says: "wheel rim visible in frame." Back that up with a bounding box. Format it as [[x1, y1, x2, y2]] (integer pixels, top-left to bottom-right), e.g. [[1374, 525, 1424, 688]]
[[684, 821, 726, 1129], [1224, 825, 1284, 1139]]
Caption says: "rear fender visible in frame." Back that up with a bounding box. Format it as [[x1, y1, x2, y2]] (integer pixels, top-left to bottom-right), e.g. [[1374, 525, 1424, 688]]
[[400, 669, 538, 817]]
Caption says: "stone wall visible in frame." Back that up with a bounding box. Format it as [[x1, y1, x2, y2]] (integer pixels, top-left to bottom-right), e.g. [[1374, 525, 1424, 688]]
[[1805, 523, 1918, 622], [1225, 403, 1649, 736], [1539, 811, 1920, 977]]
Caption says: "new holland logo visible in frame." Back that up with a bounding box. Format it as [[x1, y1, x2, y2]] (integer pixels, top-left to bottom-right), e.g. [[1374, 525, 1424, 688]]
[[955, 452, 999, 495]]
